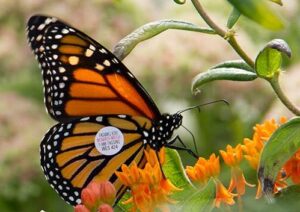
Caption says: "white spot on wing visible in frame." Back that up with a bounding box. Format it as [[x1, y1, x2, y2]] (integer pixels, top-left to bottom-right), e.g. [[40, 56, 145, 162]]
[[55, 34, 62, 39], [62, 28, 69, 34], [103, 60, 111, 67], [85, 49, 94, 57]]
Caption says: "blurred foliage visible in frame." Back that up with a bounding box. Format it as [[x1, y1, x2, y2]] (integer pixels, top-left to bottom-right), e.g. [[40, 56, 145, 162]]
[[0, 0, 299, 211]]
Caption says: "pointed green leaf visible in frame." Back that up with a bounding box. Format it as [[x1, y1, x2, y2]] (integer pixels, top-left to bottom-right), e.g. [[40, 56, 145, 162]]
[[173, 0, 186, 4], [113, 20, 215, 60], [177, 179, 215, 212], [227, 0, 284, 30], [191, 66, 257, 93], [255, 39, 291, 79], [227, 7, 241, 29], [115, 192, 132, 211], [275, 185, 300, 203], [212, 60, 255, 72], [258, 117, 300, 199], [269, 0, 283, 6], [163, 149, 197, 201]]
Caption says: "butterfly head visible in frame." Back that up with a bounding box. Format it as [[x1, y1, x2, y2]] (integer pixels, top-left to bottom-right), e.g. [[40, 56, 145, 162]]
[[155, 113, 182, 139]]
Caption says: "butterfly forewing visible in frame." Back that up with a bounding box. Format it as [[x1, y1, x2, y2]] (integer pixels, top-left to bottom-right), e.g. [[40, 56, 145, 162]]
[[40, 115, 151, 205], [27, 15, 160, 122]]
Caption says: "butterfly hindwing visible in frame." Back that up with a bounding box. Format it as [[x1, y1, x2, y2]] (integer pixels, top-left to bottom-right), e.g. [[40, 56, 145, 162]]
[[40, 115, 152, 205], [27, 15, 160, 122]]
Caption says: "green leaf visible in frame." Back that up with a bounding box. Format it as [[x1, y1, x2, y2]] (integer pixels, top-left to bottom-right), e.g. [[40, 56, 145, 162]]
[[212, 60, 255, 73], [227, 0, 284, 30], [163, 149, 215, 211], [163, 149, 196, 201], [115, 191, 132, 211], [177, 179, 215, 212], [255, 39, 291, 79], [173, 0, 186, 4], [191, 65, 257, 94], [227, 7, 241, 29], [269, 0, 283, 6], [276, 185, 300, 200], [258, 117, 300, 200], [113, 20, 215, 60]]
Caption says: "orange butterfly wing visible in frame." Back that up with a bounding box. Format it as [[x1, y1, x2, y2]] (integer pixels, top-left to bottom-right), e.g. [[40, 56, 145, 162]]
[[27, 15, 160, 122], [40, 115, 152, 205]]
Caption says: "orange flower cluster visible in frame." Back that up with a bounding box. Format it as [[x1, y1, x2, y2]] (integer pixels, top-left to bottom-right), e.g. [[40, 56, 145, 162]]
[[76, 117, 300, 211], [242, 117, 288, 198], [185, 117, 300, 208], [186, 154, 220, 185], [186, 154, 236, 208], [74, 181, 116, 212], [116, 147, 180, 212], [242, 117, 287, 170]]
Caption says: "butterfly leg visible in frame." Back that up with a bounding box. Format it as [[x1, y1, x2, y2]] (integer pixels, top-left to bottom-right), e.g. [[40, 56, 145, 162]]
[[166, 136, 198, 159], [165, 145, 198, 159], [168, 135, 187, 147]]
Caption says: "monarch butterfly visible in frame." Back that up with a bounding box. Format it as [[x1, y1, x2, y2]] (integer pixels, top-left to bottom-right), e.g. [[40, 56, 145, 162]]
[[26, 15, 197, 206]]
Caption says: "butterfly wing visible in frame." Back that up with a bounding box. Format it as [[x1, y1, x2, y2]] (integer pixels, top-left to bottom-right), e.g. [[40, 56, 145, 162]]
[[40, 115, 152, 205], [27, 15, 160, 122]]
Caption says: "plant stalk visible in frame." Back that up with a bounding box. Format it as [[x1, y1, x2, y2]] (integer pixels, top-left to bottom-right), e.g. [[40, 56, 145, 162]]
[[190, 0, 255, 68], [269, 74, 300, 115]]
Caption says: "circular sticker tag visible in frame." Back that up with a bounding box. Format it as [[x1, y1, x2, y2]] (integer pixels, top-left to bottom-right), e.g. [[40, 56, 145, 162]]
[[94, 126, 124, 156]]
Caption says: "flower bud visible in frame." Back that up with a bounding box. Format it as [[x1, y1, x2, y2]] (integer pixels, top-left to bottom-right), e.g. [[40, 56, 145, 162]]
[[99, 181, 116, 205], [98, 204, 114, 212], [74, 204, 90, 212], [81, 182, 101, 209]]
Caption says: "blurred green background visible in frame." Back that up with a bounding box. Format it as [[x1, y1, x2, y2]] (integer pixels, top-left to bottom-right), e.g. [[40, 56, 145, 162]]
[[0, 0, 300, 211]]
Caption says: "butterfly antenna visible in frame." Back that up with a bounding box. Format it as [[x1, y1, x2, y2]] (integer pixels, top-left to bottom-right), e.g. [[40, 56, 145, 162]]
[[177, 99, 229, 114], [181, 124, 199, 156]]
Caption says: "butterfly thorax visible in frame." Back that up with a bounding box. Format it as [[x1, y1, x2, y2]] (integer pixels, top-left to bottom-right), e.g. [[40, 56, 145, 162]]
[[142, 113, 182, 150]]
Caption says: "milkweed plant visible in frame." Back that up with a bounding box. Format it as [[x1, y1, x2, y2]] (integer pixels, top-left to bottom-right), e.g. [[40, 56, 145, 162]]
[[69, 0, 300, 211]]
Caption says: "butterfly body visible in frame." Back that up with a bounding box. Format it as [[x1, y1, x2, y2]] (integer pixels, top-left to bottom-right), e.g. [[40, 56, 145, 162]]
[[27, 15, 184, 206]]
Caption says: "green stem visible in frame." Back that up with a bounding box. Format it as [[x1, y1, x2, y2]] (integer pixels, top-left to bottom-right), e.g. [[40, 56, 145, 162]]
[[191, 0, 225, 36], [190, 0, 255, 68], [269, 75, 300, 115], [113, 19, 215, 61], [228, 37, 255, 68]]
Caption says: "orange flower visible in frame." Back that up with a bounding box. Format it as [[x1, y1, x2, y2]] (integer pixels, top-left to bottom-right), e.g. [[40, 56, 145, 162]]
[[242, 138, 260, 169], [214, 178, 237, 208], [283, 149, 300, 184], [220, 144, 243, 167], [228, 167, 255, 197], [241, 117, 287, 198], [185, 154, 220, 185], [242, 118, 287, 170], [186, 154, 236, 208], [116, 147, 180, 212], [220, 144, 254, 196]]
